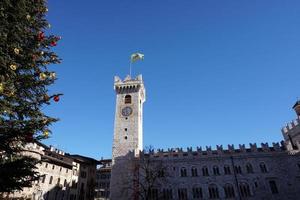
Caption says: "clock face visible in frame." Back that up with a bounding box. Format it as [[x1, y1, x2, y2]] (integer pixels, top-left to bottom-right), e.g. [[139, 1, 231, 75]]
[[121, 106, 132, 116]]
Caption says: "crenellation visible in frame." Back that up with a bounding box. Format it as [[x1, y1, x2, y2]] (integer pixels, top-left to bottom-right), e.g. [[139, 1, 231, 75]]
[[261, 142, 269, 151], [216, 145, 223, 152], [228, 144, 234, 152], [205, 146, 212, 154], [176, 147, 183, 152], [197, 146, 202, 152], [239, 144, 246, 152], [281, 116, 300, 133], [149, 149, 154, 153], [280, 140, 286, 150], [272, 142, 281, 151], [158, 148, 164, 153], [143, 140, 294, 160], [249, 143, 257, 152], [282, 126, 288, 133]]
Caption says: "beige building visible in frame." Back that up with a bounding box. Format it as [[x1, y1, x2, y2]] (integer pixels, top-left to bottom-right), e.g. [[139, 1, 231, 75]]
[[5, 142, 99, 200], [109, 75, 300, 200]]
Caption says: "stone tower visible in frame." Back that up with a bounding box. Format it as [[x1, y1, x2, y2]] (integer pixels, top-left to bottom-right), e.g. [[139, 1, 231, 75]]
[[112, 74, 145, 162], [282, 100, 300, 152], [110, 75, 146, 199]]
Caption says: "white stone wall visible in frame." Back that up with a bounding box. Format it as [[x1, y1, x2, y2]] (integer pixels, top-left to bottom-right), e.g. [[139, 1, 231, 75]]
[[6, 144, 97, 200], [110, 75, 146, 200], [7, 159, 73, 199], [112, 75, 145, 162], [35, 161, 73, 199], [143, 147, 300, 200]]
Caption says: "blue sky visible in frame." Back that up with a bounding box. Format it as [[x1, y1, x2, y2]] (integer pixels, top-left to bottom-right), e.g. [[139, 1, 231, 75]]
[[45, 0, 300, 159]]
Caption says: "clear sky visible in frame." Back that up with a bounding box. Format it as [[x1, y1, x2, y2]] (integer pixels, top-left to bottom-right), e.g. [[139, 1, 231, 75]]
[[44, 0, 300, 159]]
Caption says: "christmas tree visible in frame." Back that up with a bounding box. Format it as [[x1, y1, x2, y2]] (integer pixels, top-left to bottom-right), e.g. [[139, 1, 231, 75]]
[[0, 0, 61, 192]]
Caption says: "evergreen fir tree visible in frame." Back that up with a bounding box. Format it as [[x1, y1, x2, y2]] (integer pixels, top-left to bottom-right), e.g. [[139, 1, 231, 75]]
[[0, 0, 61, 192]]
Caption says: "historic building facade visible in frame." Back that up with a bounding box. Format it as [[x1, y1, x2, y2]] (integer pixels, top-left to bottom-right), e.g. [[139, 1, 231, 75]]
[[4, 142, 99, 200], [95, 159, 112, 200], [109, 75, 300, 200]]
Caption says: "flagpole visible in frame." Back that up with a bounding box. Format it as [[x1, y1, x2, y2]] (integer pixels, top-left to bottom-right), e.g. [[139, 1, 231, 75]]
[[129, 60, 132, 78]]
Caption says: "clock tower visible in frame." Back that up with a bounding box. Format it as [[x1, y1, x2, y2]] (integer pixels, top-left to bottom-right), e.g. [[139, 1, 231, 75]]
[[110, 74, 145, 199], [112, 74, 145, 162]]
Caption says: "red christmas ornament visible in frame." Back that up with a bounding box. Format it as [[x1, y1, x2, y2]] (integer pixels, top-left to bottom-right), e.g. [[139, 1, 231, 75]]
[[38, 31, 45, 41], [50, 41, 57, 46], [53, 95, 60, 102], [32, 54, 37, 61]]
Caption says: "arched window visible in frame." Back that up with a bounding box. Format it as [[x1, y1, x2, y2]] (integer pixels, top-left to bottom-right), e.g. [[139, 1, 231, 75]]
[[239, 182, 251, 197], [180, 167, 187, 177], [162, 188, 173, 200], [213, 166, 220, 175], [125, 95, 131, 104], [260, 162, 268, 173], [224, 184, 235, 198], [202, 166, 209, 176], [224, 165, 231, 175], [178, 188, 188, 200], [191, 167, 198, 177], [269, 180, 279, 194], [208, 184, 219, 199], [192, 186, 203, 199], [234, 165, 242, 174], [149, 188, 158, 200], [49, 176, 53, 184], [57, 178, 60, 185], [246, 163, 254, 173]]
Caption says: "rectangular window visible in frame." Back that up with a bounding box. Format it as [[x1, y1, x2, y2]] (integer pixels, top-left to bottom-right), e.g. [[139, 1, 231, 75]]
[[234, 166, 242, 174], [192, 168, 198, 177], [202, 167, 209, 176], [163, 189, 173, 200], [224, 166, 231, 175], [269, 180, 279, 194], [80, 171, 87, 178], [42, 175, 46, 183], [64, 179, 67, 187], [181, 168, 187, 177], [178, 188, 188, 200], [72, 180, 77, 189], [149, 188, 158, 200], [192, 187, 203, 199]]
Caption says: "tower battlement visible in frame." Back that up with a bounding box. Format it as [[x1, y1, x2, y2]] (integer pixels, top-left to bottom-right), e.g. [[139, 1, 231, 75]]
[[281, 116, 300, 133], [281, 116, 300, 151], [114, 75, 145, 94], [143, 142, 289, 159]]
